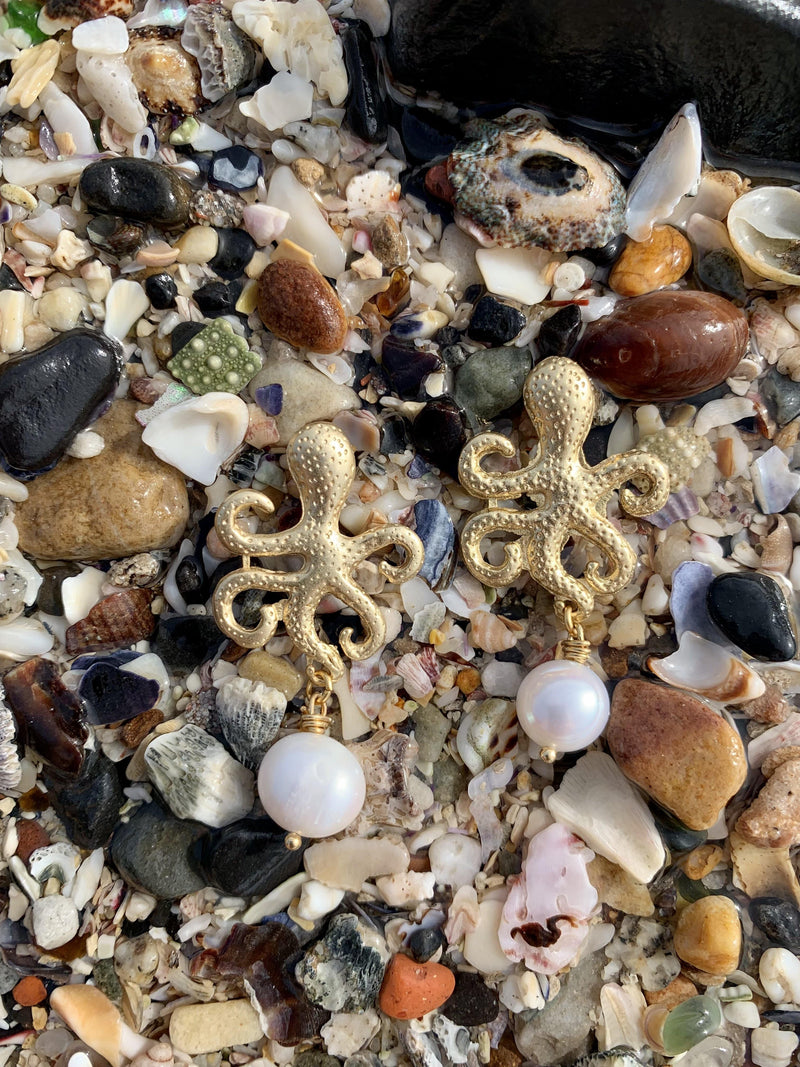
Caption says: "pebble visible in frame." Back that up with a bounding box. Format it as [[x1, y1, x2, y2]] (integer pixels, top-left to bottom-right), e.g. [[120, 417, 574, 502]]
[[79, 158, 193, 229], [12, 975, 46, 1006], [32, 894, 80, 949], [237, 648, 304, 700], [736, 757, 800, 848], [304, 836, 409, 892], [78, 661, 160, 726], [110, 801, 205, 899], [144, 272, 177, 310], [428, 833, 482, 888], [248, 358, 359, 445], [406, 926, 447, 963], [15, 402, 189, 561], [0, 329, 122, 474], [38, 288, 85, 332], [607, 679, 747, 831], [192, 814, 305, 896], [442, 970, 500, 1026], [751, 1028, 799, 1067], [5, 655, 87, 775], [707, 572, 797, 662], [573, 290, 749, 401], [673, 895, 742, 975], [411, 398, 469, 478], [454, 346, 532, 421], [257, 260, 348, 354], [414, 499, 456, 586], [372, 215, 409, 270], [298, 914, 388, 1012], [43, 748, 126, 849], [378, 953, 456, 1020], [381, 336, 441, 398], [169, 1000, 264, 1055], [536, 303, 582, 359], [208, 146, 263, 192], [209, 227, 257, 279], [608, 224, 692, 296], [697, 248, 748, 302], [750, 897, 800, 952], [463, 898, 513, 974], [411, 703, 450, 763], [151, 615, 226, 675], [467, 296, 526, 346]]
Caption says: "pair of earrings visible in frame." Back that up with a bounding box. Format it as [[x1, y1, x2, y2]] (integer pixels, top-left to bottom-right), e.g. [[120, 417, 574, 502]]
[[212, 356, 670, 847]]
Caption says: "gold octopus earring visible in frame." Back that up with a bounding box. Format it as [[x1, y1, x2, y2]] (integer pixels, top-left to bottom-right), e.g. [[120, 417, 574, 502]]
[[212, 421, 424, 847], [458, 355, 670, 761]]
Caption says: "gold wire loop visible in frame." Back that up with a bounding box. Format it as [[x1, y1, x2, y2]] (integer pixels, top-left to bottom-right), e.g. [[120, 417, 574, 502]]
[[299, 666, 334, 734], [555, 599, 592, 665]]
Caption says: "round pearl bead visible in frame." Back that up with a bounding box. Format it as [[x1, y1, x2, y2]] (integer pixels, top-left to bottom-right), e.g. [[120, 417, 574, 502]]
[[257, 732, 366, 839], [516, 660, 609, 753]]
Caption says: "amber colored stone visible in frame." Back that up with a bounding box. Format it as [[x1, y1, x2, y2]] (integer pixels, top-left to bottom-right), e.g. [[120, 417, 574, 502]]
[[257, 260, 347, 354], [120, 707, 163, 749], [65, 588, 156, 655], [379, 953, 456, 1020], [5, 656, 88, 776], [609, 225, 692, 297], [573, 290, 748, 401], [607, 679, 747, 831], [13, 976, 46, 1006], [15, 819, 51, 863], [673, 896, 742, 976]]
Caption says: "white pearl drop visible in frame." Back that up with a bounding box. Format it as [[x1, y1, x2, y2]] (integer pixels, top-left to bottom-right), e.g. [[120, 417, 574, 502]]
[[257, 733, 366, 839], [515, 660, 609, 753]]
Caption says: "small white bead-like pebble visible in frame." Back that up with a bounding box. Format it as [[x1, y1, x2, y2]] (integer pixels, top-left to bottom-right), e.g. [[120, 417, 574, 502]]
[[759, 947, 800, 1004], [552, 261, 586, 292], [428, 833, 482, 888], [642, 574, 669, 615], [516, 660, 610, 753], [751, 1027, 799, 1067], [722, 1000, 761, 1028], [32, 893, 80, 949], [296, 880, 345, 921]]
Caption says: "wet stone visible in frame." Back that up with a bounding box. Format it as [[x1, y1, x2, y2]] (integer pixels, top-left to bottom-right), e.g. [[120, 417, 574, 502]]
[[761, 369, 800, 428], [750, 897, 800, 952], [209, 227, 257, 279], [257, 260, 348, 355], [191, 816, 306, 897], [208, 146, 263, 192], [406, 925, 447, 963], [381, 336, 441, 398], [193, 278, 243, 317], [0, 329, 122, 475], [145, 272, 177, 310], [77, 662, 160, 727], [651, 805, 708, 854], [411, 398, 468, 478], [0, 566, 26, 620], [608, 224, 692, 297], [79, 158, 193, 229], [111, 801, 206, 899], [432, 756, 469, 804], [151, 615, 226, 676], [44, 748, 125, 849], [414, 498, 455, 585], [454, 346, 532, 422], [536, 303, 582, 359], [294, 1054, 340, 1067], [707, 571, 797, 662], [5, 656, 87, 776], [467, 295, 525, 346], [341, 19, 388, 144], [442, 970, 500, 1026], [298, 914, 388, 1012], [696, 248, 748, 303], [411, 703, 451, 763]]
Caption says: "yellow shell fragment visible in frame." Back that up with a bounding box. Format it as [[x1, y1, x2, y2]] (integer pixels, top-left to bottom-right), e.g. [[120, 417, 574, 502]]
[[7, 40, 61, 110]]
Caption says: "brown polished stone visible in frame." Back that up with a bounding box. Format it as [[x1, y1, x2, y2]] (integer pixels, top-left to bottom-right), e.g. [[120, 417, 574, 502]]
[[257, 259, 348, 354], [4, 656, 88, 776], [609, 225, 692, 296]]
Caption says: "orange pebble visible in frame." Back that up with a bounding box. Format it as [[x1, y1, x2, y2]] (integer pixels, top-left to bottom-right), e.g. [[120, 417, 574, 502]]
[[13, 976, 46, 1006], [379, 953, 455, 1020]]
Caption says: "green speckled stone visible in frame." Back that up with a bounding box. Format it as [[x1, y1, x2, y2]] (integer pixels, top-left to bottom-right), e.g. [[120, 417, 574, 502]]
[[661, 995, 723, 1056], [167, 319, 260, 395]]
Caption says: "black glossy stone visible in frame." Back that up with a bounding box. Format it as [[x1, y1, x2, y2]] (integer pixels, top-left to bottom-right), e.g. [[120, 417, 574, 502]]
[[400, 107, 460, 164], [43, 748, 125, 849], [650, 804, 708, 854], [0, 330, 122, 474], [405, 925, 446, 962], [145, 272, 177, 310], [442, 970, 499, 1026], [381, 336, 440, 398], [210, 228, 257, 279], [387, 0, 800, 169], [77, 662, 160, 726], [112, 802, 205, 899], [380, 413, 411, 455], [171, 320, 207, 355], [707, 572, 797, 662], [193, 279, 243, 316], [151, 614, 226, 675], [79, 158, 193, 228], [208, 146, 263, 192], [578, 233, 628, 266], [191, 816, 306, 897], [536, 304, 582, 359], [341, 19, 388, 144], [467, 296, 525, 346], [761, 369, 800, 428], [751, 897, 800, 952], [411, 398, 468, 478], [696, 248, 748, 303], [0, 263, 25, 292], [175, 555, 209, 604], [36, 563, 80, 616]]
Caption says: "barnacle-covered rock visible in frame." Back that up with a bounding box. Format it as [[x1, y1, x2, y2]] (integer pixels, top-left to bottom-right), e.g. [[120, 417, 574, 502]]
[[297, 914, 389, 1012], [166, 319, 261, 395], [126, 27, 203, 116], [182, 3, 259, 103], [446, 112, 626, 252]]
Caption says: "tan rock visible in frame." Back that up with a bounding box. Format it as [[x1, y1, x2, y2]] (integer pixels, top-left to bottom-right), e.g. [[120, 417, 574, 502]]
[[643, 974, 698, 1009], [15, 401, 189, 561], [609, 224, 692, 297], [673, 896, 741, 976], [304, 836, 409, 892], [257, 259, 347, 354], [169, 1000, 263, 1055], [730, 830, 800, 905], [741, 682, 792, 724], [248, 358, 359, 446], [607, 679, 747, 830], [587, 855, 654, 917], [238, 650, 303, 700], [679, 844, 725, 881], [736, 758, 800, 848]]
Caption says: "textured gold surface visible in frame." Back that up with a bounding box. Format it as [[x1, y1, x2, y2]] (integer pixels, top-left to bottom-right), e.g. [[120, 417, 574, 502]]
[[212, 422, 424, 679], [458, 356, 670, 615]]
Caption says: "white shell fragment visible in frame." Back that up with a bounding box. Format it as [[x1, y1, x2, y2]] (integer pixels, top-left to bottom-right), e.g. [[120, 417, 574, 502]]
[[32, 894, 80, 949], [71, 16, 129, 54], [475, 246, 552, 304], [546, 751, 665, 884], [759, 946, 800, 1004], [266, 166, 347, 277], [75, 52, 148, 134], [0, 617, 54, 660], [647, 630, 765, 704], [625, 103, 703, 241], [144, 724, 254, 828], [215, 675, 286, 770], [240, 71, 314, 131], [728, 186, 800, 285], [750, 1027, 799, 1067], [141, 392, 249, 486], [752, 446, 800, 514], [104, 279, 150, 341], [0, 695, 21, 792]]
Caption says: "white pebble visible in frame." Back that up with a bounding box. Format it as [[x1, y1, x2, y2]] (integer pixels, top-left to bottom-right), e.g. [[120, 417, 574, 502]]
[[32, 894, 80, 949], [38, 288, 85, 331], [71, 15, 129, 53], [375, 871, 435, 906], [66, 431, 104, 459], [759, 947, 800, 1004], [463, 899, 514, 974], [428, 833, 482, 888], [475, 246, 553, 304], [641, 574, 669, 615], [296, 880, 345, 921], [723, 1000, 761, 1028], [751, 1027, 799, 1067]]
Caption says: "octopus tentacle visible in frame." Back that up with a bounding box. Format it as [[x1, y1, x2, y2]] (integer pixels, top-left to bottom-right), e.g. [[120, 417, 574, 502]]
[[460, 508, 531, 587], [283, 584, 344, 679], [212, 569, 285, 649], [352, 525, 425, 583], [525, 512, 595, 616], [335, 581, 387, 663], [214, 489, 276, 555], [578, 512, 637, 595], [458, 432, 541, 501], [591, 453, 671, 517]]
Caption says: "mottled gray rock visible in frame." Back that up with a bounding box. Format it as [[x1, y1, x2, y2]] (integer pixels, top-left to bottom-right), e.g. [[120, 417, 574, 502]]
[[297, 914, 388, 1012]]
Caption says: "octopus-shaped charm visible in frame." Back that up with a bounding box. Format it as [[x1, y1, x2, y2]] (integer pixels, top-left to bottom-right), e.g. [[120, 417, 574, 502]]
[[212, 422, 424, 679], [458, 356, 670, 615]]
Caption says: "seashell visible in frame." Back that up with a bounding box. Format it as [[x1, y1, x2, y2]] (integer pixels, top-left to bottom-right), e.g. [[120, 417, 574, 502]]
[[215, 676, 286, 770], [468, 610, 524, 654], [144, 723, 254, 827], [760, 514, 794, 575], [751, 446, 800, 515], [750, 1027, 799, 1067], [759, 946, 800, 1004], [647, 630, 765, 704], [104, 279, 150, 342], [28, 840, 81, 884], [49, 984, 152, 1067], [76, 51, 148, 135], [265, 166, 346, 278], [728, 186, 800, 286], [669, 561, 731, 645], [65, 588, 156, 655], [546, 751, 665, 884], [126, 27, 203, 116], [240, 71, 314, 132], [181, 3, 257, 103], [141, 392, 249, 486], [0, 616, 55, 659], [0, 692, 21, 792], [597, 982, 647, 1053], [87, 216, 145, 257], [456, 697, 517, 774], [413, 498, 455, 587], [447, 112, 626, 252], [625, 103, 702, 242], [749, 297, 799, 364], [39, 81, 97, 157], [644, 486, 700, 530], [128, 1041, 174, 1067]]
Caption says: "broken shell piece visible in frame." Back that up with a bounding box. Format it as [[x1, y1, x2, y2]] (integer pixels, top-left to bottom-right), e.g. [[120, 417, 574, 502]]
[[625, 103, 703, 242], [141, 392, 249, 486], [215, 676, 286, 771], [447, 112, 626, 252], [648, 630, 765, 704], [758, 946, 800, 1004], [751, 446, 800, 515], [181, 3, 257, 103], [76, 51, 148, 134], [126, 28, 203, 116], [546, 751, 665, 884], [736, 757, 800, 848], [50, 984, 152, 1067], [727, 186, 800, 286], [0, 697, 21, 792], [750, 1027, 799, 1067]]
